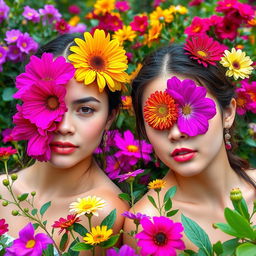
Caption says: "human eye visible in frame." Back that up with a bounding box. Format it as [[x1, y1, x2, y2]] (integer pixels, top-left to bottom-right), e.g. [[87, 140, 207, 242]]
[[77, 106, 95, 115]]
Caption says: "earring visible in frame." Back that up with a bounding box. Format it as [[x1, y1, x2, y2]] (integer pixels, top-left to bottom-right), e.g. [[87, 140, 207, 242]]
[[224, 128, 232, 150]]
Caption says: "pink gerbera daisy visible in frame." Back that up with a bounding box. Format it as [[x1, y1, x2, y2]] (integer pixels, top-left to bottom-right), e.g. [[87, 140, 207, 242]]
[[135, 216, 185, 256], [184, 35, 228, 67], [14, 53, 75, 99], [166, 76, 216, 137]]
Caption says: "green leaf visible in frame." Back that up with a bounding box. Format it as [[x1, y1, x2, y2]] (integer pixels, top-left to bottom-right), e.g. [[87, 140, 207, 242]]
[[164, 186, 177, 202], [101, 209, 116, 229], [183, 250, 197, 256], [60, 233, 68, 252], [224, 208, 255, 240], [43, 220, 47, 226], [100, 234, 120, 248], [40, 201, 51, 216], [181, 214, 213, 256], [33, 223, 40, 230], [236, 242, 256, 256], [31, 208, 38, 216], [118, 193, 130, 202], [164, 198, 172, 211], [73, 223, 88, 236], [214, 223, 240, 237], [167, 209, 179, 217], [147, 195, 157, 209], [2, 87, 16, 101], [232, 199, 250, 221], [62, 253, 71, 256], [42, 244, 54, 256], [222, 238, 239, 256], [213, 241, 223, 255], [18, 193, 29, 202], [67, 238, 79, 256], [71, 242, 93, 251]]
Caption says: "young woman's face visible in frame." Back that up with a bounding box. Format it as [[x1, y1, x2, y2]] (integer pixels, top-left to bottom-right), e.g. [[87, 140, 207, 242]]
[[142, 75, 229, 177], [49, 78, 113, 168]]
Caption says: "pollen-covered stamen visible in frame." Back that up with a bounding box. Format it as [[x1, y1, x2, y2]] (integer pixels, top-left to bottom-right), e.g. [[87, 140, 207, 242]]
[[46, 95, 60, 110]]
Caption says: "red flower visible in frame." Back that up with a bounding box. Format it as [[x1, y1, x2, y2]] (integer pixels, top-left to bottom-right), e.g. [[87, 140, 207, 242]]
[[0, 146, 17, 161], [52, 214, 81, 234], [184, 16, 210, 36], [184, 35, 228, 67], [0, 218, 9, 236], [55, 19, 70, 34], [131, 15, 148, 34]]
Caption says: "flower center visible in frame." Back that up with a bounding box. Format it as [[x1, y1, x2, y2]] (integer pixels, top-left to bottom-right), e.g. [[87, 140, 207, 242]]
[[12, 36, 17, 41], [46, 96, 60, 110], [0, 53, 2, 58], [81, 203, 93, 210], [232, 61, 240, 69], [192, 25, 201, 33], [182, 104, 192, 115], [154, 232, 167, 246], [197, 50, 207, 57], [26, 239, 36, 248], [236, 97, 246, 107], [93, 234, 104, 242], [28, 12, 33, 16], [90, 56, 105, 71], [127, 145, 139, 152], [22, 42, 27, 48], [157, 105, 168, 117]]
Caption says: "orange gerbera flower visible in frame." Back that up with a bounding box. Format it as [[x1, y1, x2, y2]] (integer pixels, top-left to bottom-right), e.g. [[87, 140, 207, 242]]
[[144, 91, 178, 130]]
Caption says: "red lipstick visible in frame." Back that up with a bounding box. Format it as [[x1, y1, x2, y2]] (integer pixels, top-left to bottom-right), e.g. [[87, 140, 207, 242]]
[[171, 148, 196, 162], [50, 141, 78, 155]]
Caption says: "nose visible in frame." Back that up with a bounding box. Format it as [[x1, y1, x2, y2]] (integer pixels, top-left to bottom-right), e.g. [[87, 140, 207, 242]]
[[56, 112, 75, 135], [167, 124, 188, 142]]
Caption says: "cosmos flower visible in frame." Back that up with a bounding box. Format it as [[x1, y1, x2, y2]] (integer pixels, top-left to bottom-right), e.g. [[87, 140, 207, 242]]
[[16, 32, 38, 54], [52, 214, 81, 234], [166, 76, 216, 136], [135, 216, 185, 256], [122, 211, 150, 223], [117, 169, 144, 182], [83, 225, 113, 245], [4, 29, 22, 44], [220, 48, 253, 80], [70, 196, 106, 217], [144, 91, 178, 130], [68, 29, 128, 92], [22, 6, 40, 23], [184, 35, 227, 67]]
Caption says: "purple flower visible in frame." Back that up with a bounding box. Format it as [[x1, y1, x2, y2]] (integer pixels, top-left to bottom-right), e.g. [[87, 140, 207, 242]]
[[23, 6, 40, 23], [115, 130, 153, 164], [0, 46, 7, 65], [39, 4, 61, 24], [117, 169, 144, 182], [7, 45, 22, 62], [106, 245, 138, 256], [5, 223, 53, 256], [5, 29, 22, 44], [0, 0, 9, 23], [105, 155, 130, 179], [69, 23, 87, 33], [166, 76, 216, 136], [16, 33, 38, 54], [122, 211, 150, 223], [2, 128, 14, 143]]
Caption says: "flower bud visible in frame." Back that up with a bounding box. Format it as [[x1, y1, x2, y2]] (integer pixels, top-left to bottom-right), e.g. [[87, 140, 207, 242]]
[[2, 201, 8, 206], [11, 174, 18, 181], [0, 195, 2, 199], [12, 210, 19, 216], [24, 208, 29, 213], [12, 154, 19, 161], [2, 179, 10, 186], [31, 191, 36, 196], [230, 188, 242, 202]]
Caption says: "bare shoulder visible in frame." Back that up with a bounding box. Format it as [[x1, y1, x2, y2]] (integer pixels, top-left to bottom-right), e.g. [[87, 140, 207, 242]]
[[246, 168, 256, 180]]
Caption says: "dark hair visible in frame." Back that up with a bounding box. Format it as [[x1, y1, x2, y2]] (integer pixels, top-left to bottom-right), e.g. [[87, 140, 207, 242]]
[[35, 33, 121, 115], [131, 44, 255, 188]]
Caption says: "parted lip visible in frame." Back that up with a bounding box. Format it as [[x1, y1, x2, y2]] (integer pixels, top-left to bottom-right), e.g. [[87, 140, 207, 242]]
[[171, 148, 195, 157], [50, 141, 78, 147]]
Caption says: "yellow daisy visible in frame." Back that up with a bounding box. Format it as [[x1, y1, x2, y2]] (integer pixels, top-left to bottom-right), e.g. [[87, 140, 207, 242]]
[[69, 196, 106, 217], [146, 20, 163, 47], [148, 179, 166, 190], [220, 48, 253, 80], [68, 29, 128, 92], [94, 0, 115, 16], [83, 225, 113, 245], [113, 25, 137, 45], [150, 6, 174, 23]]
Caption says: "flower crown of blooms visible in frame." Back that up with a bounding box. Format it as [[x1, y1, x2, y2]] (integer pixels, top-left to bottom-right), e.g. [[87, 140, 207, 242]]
[[184, 35, 254, 80], [68, 29, 129, 93], [11, 53, 75, 161], [144, 76, 216, 136]]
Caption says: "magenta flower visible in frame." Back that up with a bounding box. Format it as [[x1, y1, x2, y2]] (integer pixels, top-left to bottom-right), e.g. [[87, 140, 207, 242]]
[[5, 223, 53, 256], [68, 5, 81, 15], [184, 16, 210, 36], [0, 46, 7, 65], [189, 0, 204, 6], [215, 17, 238, 41], [4, 29, 22, 44], [166, 76, 216, 136], [2, 128, 14, 143], [12, 105, 54, 161], [106, 245, 139, 256], [7, 45, 22, 62], [0, 146, 17, 161], [16, 32, 38, 54], [39, 4, 61, 24], [122, 211, 150, 223], [14, 53, 75, 99], [23, 6, 40, 23], [115, 130, 153, 164], [0, 0, 9, 23], [105, 156, 130, 179], [115, 1, 130, 12], [240, 79, 256, 114], [135, 216, 185, 256], [0, 218, 8, 236], [131, 15, 148, 34], [117, 169, 144, 182], [55, 19, 70, 34]]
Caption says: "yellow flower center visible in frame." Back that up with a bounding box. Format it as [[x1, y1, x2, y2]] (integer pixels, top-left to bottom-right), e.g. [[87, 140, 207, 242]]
[[81, 203, 93, 210], [46, 96, 59, 110], [28, 12, 33, 16], [90, 55, 105, 71], [154, 232, 167, 246], [182, 104, 192, 115], [12, 36, 17, 41], [127, 145, 139, 152], [192, 26, 201, 33], [232, 61, 240, 69], [93, 234, 105, 242], [197, 50, 207, 57], [0, 53, 2, 58], [26, 239, 36, 248], [157, 105, 168, 117]]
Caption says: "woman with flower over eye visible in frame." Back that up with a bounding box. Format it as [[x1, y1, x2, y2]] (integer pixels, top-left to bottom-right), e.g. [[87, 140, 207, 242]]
[[0, 30, 129, 254], [124, 41, 256, 253]]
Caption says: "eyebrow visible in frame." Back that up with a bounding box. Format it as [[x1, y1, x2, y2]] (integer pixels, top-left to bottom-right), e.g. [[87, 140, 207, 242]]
[[72, 97, 101, 105]]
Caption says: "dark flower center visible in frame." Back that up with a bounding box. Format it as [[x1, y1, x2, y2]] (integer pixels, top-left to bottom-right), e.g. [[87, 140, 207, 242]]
[[90, 56, 105, 71], [154, 232, 167, 246], [46, 96, 60, 110], [232, 61, 240, 69], [182, 104, 192, 115]]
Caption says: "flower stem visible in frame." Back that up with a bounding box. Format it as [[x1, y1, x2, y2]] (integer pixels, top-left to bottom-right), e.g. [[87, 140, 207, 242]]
[[157, 191, 162, 216], [129, 181, 135, 213]]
